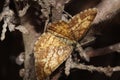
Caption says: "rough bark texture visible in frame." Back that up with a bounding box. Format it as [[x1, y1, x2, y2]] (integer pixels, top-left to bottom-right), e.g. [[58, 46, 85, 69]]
[[23, 22, 39, 80]]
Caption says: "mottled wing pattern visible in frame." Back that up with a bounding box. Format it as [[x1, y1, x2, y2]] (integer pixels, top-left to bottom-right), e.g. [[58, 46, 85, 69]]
[[47, 21, 74, 40], [34, 32, 73, 80], [34, 8, 97, 80], [69, 8, 97, 41], [48, 8, 97, 41]]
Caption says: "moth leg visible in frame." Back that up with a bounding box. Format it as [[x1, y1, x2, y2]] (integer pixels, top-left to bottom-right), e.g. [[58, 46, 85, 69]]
[[44, 18, 49, 32], [80, 36, 96, 46], [63, 10, 72, 18], [76, 43, 90, 62]]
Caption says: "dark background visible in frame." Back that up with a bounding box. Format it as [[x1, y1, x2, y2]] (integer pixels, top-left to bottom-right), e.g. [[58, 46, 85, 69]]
[[0, 0, 120, 80]]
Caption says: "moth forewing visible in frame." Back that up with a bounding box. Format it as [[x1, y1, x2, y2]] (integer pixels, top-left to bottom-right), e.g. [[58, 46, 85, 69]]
[[34, 32, 73, 80], [69, 8, 97, 41]]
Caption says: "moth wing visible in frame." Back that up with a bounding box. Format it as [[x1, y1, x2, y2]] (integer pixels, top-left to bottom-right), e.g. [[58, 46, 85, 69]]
[[34, 32, 73, 80], [47, 21, 74, 40], [69, 8, 97, 41]]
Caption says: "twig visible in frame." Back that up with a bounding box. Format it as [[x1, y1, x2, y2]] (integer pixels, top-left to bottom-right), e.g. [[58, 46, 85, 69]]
[[85, 42, 120, 58], [65, 42, 120, 77], [0, 0, 14, 40], [72, 63, 120, 76], [76, 44, 90, 62], [16, 52, 25, 65], [0, 0, 29, 41], [19, 68, 25, 77], [51, 70, 63, 80], [18, 4, 30, 17], [65, 56, 120, 77], [37, 0, 51, 18], [1, 20, 8, 40]]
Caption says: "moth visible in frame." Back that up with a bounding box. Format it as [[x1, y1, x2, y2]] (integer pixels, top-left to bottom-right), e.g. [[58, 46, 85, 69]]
[[34, 8, 97, 80]]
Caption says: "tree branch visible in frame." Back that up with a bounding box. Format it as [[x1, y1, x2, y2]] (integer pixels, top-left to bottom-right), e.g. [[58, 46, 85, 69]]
[[23, 22, 39, 80], [85, 42, 120, 58], [92, 0, 120, 24], [65, 55, 120, 77]]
